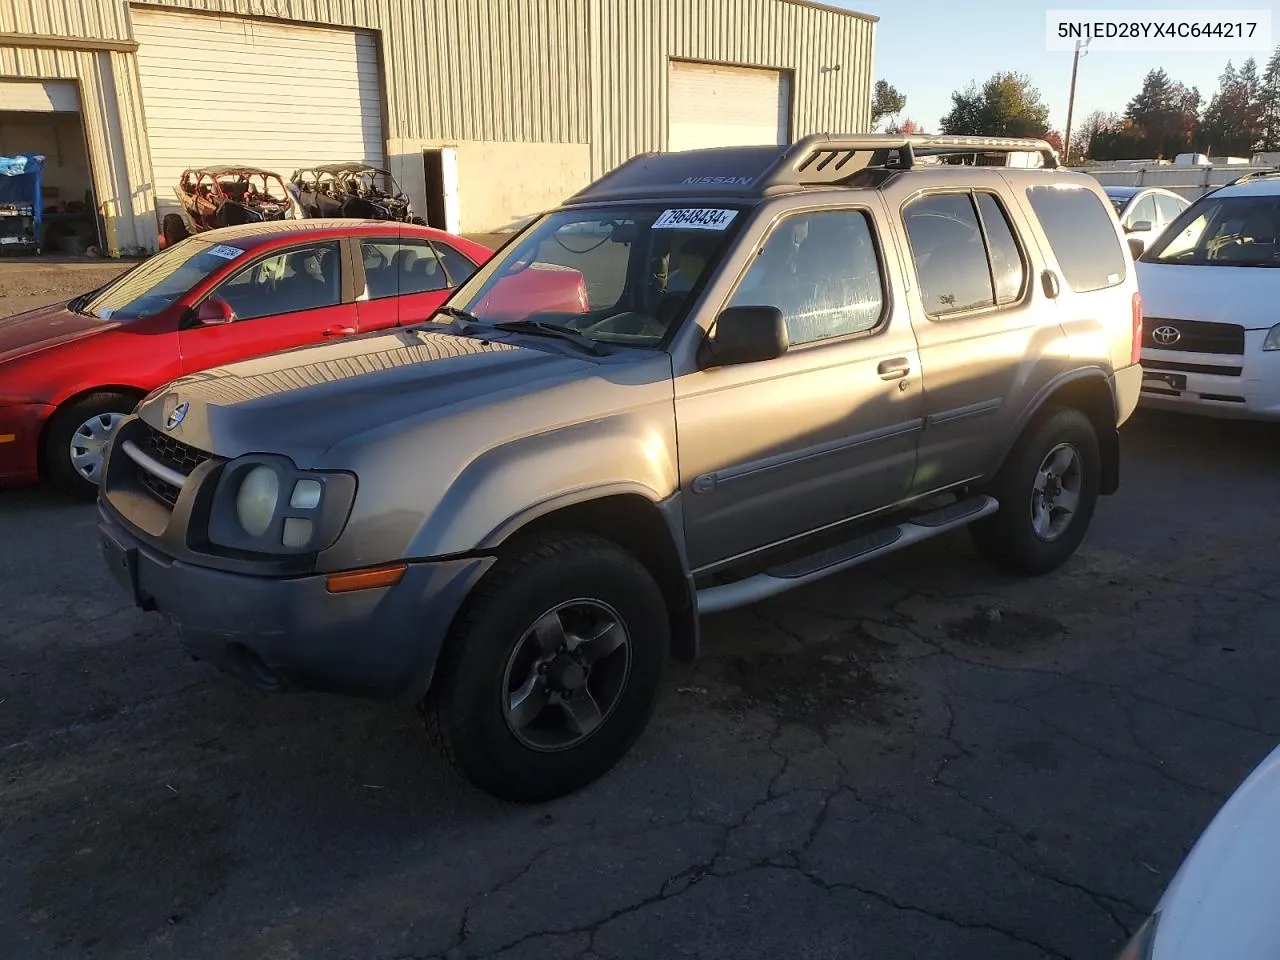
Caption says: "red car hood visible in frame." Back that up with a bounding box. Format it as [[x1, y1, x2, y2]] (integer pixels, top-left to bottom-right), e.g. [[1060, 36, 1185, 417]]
[[0, 302, 115, 364]]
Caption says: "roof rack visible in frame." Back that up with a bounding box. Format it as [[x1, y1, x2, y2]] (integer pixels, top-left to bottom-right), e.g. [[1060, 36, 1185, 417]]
[[769, 133, 1059, 188], [562, 134, 1061, 206], [1218, 167, 1280, 189]]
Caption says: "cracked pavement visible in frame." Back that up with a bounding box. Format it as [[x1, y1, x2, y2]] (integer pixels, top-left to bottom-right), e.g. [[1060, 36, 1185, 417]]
[[3, 409, 1279, 960]]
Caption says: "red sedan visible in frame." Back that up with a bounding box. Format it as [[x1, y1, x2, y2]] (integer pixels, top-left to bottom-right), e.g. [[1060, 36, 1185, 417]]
[[0, 220, 494, 498]]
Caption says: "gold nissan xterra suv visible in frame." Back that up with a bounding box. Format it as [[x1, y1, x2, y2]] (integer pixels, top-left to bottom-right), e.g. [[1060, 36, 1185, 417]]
[[99, 135, 1145, 801]]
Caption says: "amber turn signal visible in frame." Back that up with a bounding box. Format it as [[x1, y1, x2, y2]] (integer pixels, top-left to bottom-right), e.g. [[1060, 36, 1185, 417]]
[[325, 564, 407, 594]]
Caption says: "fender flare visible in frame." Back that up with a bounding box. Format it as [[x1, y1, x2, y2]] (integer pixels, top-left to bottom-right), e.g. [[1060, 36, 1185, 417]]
[[992, 365, 1120, 494]]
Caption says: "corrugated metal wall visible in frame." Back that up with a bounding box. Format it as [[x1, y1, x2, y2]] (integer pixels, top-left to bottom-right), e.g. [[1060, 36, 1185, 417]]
[[2, 0, 874, 249], [1, 0, 132, 42], [122, 0, 874, 176]]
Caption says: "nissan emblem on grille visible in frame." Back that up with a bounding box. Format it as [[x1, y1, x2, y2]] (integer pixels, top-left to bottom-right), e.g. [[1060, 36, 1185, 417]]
[[165, 401, 189, 431], [1152, 325, 1182, 346]]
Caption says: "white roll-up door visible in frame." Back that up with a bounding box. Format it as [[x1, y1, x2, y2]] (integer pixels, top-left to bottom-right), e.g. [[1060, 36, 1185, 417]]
[[132, 8, 385, 198], [668, 60, 791, 152], [0, 80, 81, 112]]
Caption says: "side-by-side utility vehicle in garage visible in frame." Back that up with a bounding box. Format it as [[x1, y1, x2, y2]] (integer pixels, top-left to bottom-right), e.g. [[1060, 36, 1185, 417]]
[[97, 135, 1144, 802]]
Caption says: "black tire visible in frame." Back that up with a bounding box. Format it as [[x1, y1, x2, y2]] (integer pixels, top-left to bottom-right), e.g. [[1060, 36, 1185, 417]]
[[422, 532, 670, 803], [969, 406, 1101, 576], [42, 391, 138, 500], [161, 213, 188, 248]]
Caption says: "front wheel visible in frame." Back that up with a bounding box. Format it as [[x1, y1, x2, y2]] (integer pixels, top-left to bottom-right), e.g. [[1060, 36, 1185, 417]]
[[969, 407, 1101, 576], [42, 391, 138, 499], [422, 532, 670, 803]]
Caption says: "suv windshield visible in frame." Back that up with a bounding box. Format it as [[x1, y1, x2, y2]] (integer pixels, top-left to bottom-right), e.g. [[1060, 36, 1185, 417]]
[[442, 204, 746, 346], [74, 238, 244, 321], [1143, 193, 1280, 266]]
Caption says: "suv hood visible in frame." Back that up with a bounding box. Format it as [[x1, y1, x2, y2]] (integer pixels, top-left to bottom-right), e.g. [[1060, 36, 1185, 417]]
[[1150, 744, 1280, 960], [139, 326, 599, 465], [0, 302, 114, 364], [1137, 261, 1278, 328]]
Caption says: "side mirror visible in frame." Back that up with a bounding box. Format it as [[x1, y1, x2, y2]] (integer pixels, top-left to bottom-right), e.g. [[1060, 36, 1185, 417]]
[[1127, 237, 1146, 259], [195, 296, 235, 325], [1126, 220, 1153, 234], [699, 306, 789, 369]]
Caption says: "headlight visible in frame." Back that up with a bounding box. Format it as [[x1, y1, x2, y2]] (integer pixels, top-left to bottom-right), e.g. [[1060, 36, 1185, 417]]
[[235, 465, 279, 536], [206, 454, 356, 556], [1112, 912, 1159, 960], [1263, 323, 1280, 351]]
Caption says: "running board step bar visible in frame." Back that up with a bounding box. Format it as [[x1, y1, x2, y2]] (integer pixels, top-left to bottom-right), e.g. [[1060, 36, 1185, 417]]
[[695, 495, 999, 615]]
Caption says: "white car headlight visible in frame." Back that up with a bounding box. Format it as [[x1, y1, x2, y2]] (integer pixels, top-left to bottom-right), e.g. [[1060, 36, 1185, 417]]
[[235, 465, 280, 536], [1263, 323, 1280, 351]]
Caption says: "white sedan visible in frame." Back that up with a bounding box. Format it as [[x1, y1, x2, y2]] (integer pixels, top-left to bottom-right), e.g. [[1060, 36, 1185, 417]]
[[1104, 186, 1189, 256], [1113, 743, 1280, 959]]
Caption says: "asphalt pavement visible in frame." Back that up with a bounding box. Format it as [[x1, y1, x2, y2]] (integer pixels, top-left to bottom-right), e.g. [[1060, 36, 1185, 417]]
[[3, 407, 1279, 960]]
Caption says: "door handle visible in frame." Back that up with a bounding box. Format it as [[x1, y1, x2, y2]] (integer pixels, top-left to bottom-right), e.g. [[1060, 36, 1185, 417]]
[[322, 325, 356, 338], [877, 358, 910, 380]]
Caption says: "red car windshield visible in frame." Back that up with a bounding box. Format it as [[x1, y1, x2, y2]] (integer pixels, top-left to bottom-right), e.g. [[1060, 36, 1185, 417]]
[[73, 238, 246, 321]]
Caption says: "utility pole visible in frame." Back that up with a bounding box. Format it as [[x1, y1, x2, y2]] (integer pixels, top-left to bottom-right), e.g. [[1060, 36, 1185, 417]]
[[1063, 38, 1090, 164]]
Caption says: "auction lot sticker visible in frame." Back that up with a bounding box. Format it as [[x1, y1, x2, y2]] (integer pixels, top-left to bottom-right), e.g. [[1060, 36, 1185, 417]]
[[653, 208, 739, 230], [207, 244, 246, 260]]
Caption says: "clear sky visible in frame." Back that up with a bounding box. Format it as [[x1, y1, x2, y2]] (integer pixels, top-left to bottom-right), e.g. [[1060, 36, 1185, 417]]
[[829, 0, 1280, 135]]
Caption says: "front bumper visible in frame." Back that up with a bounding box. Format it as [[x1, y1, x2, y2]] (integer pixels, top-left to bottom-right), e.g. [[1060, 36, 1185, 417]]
[[1140, 334, 1280, 421], [0, 401, 53, 484], [99, 503, 493, 702]]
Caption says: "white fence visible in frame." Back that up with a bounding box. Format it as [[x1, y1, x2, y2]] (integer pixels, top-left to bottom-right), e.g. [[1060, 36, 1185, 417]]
[[1078, 165, 1276, 201]]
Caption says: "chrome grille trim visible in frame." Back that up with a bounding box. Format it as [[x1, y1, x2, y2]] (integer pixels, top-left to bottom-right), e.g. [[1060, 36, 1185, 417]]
[[121, 440, 188, 490]]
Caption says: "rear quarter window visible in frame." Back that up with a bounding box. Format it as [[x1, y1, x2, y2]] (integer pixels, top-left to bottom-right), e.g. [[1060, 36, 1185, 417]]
[[1025, 185, 1127, 293]]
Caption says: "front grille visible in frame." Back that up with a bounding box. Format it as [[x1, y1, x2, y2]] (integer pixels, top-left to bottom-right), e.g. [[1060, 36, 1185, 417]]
[[1143, 317, 1245, 355], [134, 423, 212, 507], [140, 423, 211, 476]]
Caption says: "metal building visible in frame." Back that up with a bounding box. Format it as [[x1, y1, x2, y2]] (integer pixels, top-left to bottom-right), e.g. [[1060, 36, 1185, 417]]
[[1, 0, 876, 256]]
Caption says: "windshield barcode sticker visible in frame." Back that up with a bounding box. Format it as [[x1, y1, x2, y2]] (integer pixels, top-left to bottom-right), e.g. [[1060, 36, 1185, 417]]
[[652, 208, 738, 231], [207, 244, 246, 260]]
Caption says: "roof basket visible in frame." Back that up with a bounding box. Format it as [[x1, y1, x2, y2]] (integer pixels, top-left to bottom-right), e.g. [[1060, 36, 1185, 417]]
[[769, 133, 1060, 188]]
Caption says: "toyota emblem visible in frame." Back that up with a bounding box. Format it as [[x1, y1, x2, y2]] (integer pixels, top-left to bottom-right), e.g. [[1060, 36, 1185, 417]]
[[1151, 325, 1181, 346]]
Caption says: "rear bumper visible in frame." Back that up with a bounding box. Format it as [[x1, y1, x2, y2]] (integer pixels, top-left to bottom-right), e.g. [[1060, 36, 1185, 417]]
[[0, 401, 52, 484], [1113, 363, 1142, 427], [99, 503, 494, 702]]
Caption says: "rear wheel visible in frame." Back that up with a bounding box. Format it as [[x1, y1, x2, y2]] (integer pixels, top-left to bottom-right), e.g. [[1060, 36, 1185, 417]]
[[42, 391, 138, 500], [422, 532, 670, 803], [970, 406, 1101, 575], [161, 213, 188, 248]]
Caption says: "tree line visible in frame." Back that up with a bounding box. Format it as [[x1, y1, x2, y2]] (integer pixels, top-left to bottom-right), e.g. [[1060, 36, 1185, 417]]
[[872, 44, 1280, 164]]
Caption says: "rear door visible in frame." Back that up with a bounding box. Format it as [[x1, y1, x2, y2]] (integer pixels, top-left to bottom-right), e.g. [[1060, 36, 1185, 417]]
[[178, 239, 357, 374], [897, 187, 1058, 490], [354, 232, 479, 329]]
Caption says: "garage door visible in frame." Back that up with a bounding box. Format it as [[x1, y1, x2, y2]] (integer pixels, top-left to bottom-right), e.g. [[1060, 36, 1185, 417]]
[[132, 8, 385, 202], [668, 60, 791, 152], [0, 80, 80, 112]]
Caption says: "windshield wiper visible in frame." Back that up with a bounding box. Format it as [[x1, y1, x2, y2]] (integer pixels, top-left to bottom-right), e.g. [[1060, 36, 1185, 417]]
[[66, 292, 92, 315], [490, 319, 606, 356], [434, 305, 483, 327]]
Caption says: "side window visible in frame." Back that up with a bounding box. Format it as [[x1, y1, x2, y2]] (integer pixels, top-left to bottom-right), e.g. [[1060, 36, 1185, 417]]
[[397, 239, 450, 295], [903, 193, 995, 316], [214, 241, 342, 321], [1025, 186, 1127, 293], [974, 193, 1026, 305], [727, 209, 885, 346], [359, 239, 400, 299], [1155, 194, 1186, 225], [430, 240, 480, 287], [1127, 194, 1158, 228]]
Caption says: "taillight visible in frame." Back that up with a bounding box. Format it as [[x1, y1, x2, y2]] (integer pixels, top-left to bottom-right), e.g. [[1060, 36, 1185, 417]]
[[1131, 292, 1143, 366]]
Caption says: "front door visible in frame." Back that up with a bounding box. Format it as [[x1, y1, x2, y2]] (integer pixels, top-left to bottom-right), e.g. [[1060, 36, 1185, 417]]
[[179, 239, 357, 374], [675, 206, 924, 572]]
